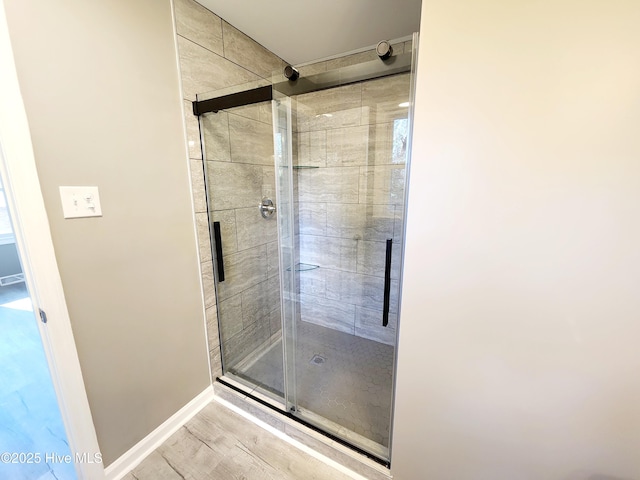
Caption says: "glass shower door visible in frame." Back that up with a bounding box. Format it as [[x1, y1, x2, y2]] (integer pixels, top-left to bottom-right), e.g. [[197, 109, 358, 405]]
[[199, 90, 285, 402], [197, 36, 417, 465], [277, 68, 413, 461]]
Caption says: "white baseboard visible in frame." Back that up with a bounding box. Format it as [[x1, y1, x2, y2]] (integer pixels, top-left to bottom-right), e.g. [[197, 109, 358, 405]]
[[103, 385, 214, 480]]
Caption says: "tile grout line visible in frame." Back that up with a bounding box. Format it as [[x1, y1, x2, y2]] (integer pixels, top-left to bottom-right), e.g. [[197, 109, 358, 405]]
[[177, 32, 282, 85]]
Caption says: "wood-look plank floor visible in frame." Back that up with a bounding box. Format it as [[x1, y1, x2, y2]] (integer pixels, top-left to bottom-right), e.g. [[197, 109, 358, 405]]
[[123, 400, 358, 480]]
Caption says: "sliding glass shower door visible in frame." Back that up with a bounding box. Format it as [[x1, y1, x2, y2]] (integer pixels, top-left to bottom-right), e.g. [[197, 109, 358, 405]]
[[275, 68, 411, 461], [197, 36, 416, 463], [199, 85, 285, 401]]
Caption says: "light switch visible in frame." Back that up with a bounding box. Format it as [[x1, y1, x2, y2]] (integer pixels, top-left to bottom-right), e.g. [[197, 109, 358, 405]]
[[59, 186, 103, 219]]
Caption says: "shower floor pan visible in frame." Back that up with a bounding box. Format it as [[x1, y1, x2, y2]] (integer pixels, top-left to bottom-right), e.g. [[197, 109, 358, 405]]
[[228, 321, 395, 456]]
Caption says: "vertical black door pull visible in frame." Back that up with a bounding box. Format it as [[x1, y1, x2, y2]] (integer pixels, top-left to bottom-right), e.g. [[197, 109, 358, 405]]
[[213, 221, 225, 282], [382, 239, 392, 327]]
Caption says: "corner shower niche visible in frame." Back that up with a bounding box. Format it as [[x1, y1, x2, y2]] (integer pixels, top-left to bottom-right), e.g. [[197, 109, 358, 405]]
[[195, 37, 416, 465]]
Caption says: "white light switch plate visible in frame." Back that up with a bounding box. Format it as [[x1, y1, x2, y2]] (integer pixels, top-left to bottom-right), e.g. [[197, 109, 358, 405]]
[[59, 186, 103, 219]]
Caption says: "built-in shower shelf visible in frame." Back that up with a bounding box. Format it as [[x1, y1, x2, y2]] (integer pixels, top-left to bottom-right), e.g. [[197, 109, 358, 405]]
[[292, 165, 320, 169], [287, 263, 320, 272]]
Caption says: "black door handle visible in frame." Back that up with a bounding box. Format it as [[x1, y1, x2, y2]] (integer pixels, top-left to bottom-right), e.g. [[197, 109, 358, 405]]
[[382, 238, 392, 327], [213, 221, 225, 282]]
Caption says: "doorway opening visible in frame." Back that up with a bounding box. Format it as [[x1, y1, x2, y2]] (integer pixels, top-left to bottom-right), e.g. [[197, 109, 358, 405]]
[[0, 176, 76, 480]]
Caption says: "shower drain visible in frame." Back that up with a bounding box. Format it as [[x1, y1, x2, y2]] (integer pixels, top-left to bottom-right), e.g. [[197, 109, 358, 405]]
[[309, 354, 326, 365]]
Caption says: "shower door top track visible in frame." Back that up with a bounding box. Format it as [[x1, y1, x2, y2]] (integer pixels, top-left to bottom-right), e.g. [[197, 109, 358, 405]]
[[192, 84, 273, 116], [192, 52, 412, 116]]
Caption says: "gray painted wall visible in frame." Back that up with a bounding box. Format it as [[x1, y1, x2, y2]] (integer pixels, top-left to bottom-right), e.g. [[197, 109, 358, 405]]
[[5, 0, 210, 466]]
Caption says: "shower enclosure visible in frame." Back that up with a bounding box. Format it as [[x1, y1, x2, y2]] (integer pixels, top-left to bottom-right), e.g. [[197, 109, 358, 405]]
[[194, 36, 417, 464]]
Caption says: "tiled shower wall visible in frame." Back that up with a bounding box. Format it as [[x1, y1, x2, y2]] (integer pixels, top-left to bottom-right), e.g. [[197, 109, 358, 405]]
[[173, 0, 287, 378], [202, 102, 283, 368], [293, 43, 413, 345], [175, 0, 413, 379]]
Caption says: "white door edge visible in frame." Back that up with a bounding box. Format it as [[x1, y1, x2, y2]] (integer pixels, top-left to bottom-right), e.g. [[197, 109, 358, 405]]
[[0, 2, 104, 478]]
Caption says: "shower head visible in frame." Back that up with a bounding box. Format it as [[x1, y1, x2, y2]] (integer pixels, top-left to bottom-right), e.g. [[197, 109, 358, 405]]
[[283, 65, 299, 81], [376, 40, 393, 60]]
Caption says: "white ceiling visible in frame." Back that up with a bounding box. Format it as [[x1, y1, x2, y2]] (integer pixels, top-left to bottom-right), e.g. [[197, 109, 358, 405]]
[[195, 0, 422, 65]]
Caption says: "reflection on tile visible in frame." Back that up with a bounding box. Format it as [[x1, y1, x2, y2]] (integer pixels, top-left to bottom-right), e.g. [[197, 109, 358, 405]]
[[299, 235, 357, 272], [358, 165, 406, 206], [195, 212, 212, 263], [201, 260, 216, 308], [326, 125, 369, 167], [361, 74, 411, 124], [201, 111, 231, 162], [229, 114, 274, 166], [222, 21, 284, 79], [189, 159, 206, 213], [174, 0, 223, 55], [297, 130, 326, 167], [356, 241, 402, 279], [235, 206, 278, 251], [325, 203, 394, 241], [298, 202, 327, 236], [177, 36, 258, 101], [207, 161, 263, 210], [218, 293, 242, 343], [210, 209, 237, 255], [184, 100, 202, 159], [355, 306, 397, 345], [367, 122, 393, 166], [296, 84, 362, 131], [299, 294, 356, 334], [217, 244, 268, 299], [297, 167, 359, 204], [367, 121, 409, 165]]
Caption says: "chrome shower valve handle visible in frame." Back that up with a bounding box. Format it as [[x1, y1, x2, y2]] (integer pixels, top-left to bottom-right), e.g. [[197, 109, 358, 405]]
[[259, 197, 276, 219]]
